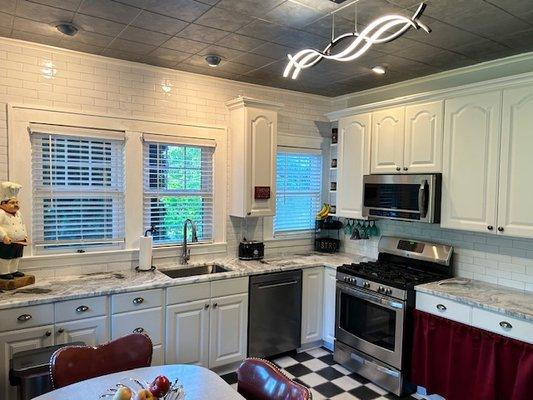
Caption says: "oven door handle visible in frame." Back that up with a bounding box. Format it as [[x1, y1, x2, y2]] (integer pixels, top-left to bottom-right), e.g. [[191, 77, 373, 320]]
[[337, 282, 404, 310], [418, 179, 428, 218]]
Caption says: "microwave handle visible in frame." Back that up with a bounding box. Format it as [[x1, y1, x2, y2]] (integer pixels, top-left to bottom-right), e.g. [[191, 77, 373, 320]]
[[418, 180, 428, 218]]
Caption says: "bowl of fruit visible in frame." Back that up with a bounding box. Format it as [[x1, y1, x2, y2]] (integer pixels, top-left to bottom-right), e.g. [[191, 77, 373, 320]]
[[101, 375, 184, 400]]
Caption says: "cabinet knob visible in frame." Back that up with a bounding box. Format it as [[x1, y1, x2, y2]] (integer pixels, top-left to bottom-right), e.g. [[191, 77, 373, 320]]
[[213, 303, 218, 308], [132, 297, 144, 305], [497, 226, 504, 232], [396, 166, 401, 171], [133, 327, 145, 334], [499, 321, 512, 329], [57, 328, 64, 334], [45, 330, 52, 337], [403, 167, 408, 171], [17, 314, 32, 322], [436, 304, 447, 311], [204, 304, 210, 309], [76, 305, 89, 313], [487, 225, 493, 231]]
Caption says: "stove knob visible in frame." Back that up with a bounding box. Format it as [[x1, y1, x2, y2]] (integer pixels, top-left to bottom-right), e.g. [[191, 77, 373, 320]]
[[351, 278, 356, 283], [344, 276, 348, 282], [378, 286, 385, 293], [385, 288, 392, 295], [363, 282, 370, 289]]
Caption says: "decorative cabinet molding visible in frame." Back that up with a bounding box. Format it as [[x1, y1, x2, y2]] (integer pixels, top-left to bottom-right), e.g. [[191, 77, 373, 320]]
[[403, 101, 443, 173], [441, 91, 502, 233], [226, 96, 282, 217], [337, 113, 371, 219], [371, 107, 405, 174], [497, 85, 533, 238]]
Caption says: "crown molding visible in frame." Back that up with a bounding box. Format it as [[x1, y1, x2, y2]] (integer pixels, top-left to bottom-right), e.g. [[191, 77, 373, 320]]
[[225, 96, 283, 111]]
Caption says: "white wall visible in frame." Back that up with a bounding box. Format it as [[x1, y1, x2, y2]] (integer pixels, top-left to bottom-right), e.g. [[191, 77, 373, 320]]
[[0, 37, 331, 277]]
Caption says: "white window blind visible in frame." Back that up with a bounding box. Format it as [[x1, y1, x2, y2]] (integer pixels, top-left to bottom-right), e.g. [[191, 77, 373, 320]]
[[30, 131, 125, 251], [274, 150, 322, 233], [143, 137, 214, 245]]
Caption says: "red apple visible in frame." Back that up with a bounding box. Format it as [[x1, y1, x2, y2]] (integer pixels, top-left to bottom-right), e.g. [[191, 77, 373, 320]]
[[149, 375, 171, 398]]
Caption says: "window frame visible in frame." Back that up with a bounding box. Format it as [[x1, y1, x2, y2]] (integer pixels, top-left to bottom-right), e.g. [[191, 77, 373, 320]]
[[142, 136, 215, 246], [8, 104, 227, 263], [273, 147, 323, 236]]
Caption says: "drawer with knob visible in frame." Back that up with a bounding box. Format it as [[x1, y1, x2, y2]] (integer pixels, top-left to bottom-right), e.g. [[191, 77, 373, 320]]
[[0, 304, 54, 332], [416, 292, 472, 324], [472, 308, 533, 344], [111, 308, 163, 345], [112, 289, 163, 314], [55, 296, 108, 323]]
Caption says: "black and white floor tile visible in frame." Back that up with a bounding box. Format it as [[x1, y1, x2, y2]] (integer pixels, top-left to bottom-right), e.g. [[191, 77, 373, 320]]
[[220, 347, 425, 400]]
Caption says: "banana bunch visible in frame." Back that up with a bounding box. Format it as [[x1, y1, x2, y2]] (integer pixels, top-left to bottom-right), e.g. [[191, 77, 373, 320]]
[[316, 203, 331, 220]]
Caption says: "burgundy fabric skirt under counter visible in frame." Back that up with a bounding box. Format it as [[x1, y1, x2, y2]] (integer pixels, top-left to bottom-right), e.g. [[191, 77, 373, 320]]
[[410, 309, 533, 400]]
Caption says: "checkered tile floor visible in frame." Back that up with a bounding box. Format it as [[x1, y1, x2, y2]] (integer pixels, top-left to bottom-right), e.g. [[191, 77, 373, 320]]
[[220, 347, 425, 400]]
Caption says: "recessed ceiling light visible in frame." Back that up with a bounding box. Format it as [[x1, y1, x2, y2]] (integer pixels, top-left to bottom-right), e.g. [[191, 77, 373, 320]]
[[205, 55, 221, 67], [372, 65, 387, 75], [56, 22, 78, 36]]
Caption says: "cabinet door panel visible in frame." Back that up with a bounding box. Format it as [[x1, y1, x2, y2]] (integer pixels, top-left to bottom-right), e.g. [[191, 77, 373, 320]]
[[337, 113, 371, 218], [209, 294, 248, 368], [441, 92, 501, 233], [404, 101, 443, 173], [301, 267, 324, 344], [371, 107, 404, 173], [248, 107, 277, 216], [56, 316, 109, 346], [165, 300, 209, 367], [0, 325, 54, 400], [112, 308, 163, 345], [498, 86, 533, 238], [322, 267, 337, 346]]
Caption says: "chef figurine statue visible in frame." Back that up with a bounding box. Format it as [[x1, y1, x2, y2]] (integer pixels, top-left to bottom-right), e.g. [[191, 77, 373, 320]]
[[0, 182, 28, 280]]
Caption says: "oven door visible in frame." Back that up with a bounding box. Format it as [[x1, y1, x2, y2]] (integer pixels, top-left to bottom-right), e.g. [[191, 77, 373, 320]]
[[362, 174, 440, 223], [335, 282, 405, 369]]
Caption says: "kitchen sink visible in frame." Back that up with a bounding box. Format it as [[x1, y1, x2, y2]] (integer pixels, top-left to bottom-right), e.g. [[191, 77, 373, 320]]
[[160, 264, 229, 279]]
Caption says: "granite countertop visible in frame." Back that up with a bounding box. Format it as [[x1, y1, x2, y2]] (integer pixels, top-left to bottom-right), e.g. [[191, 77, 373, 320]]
[[416, 278, 533, 322], [0, 253, 361, 310]]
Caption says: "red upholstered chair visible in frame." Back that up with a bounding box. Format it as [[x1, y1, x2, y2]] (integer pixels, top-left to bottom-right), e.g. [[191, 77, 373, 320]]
[[237, 358, 312, 400], [50, 333, 153, 389]]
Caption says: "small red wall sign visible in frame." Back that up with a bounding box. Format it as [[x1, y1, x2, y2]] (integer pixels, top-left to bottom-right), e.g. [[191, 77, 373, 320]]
[[254, 186, 271, 200]]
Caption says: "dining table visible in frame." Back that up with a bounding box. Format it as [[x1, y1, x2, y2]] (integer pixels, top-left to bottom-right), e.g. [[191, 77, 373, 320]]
[[33, 364, 246, 399]]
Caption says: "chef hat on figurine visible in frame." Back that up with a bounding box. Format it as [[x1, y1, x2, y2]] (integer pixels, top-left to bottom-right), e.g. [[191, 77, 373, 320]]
[[0, 182, 22, 202]]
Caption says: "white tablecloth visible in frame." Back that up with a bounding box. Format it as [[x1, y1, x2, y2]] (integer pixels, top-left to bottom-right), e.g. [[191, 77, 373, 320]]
[[33, 364, 244, 400]]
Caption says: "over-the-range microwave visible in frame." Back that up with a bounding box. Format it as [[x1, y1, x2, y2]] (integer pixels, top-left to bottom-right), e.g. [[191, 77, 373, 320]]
[[362, 173, 441, 223]]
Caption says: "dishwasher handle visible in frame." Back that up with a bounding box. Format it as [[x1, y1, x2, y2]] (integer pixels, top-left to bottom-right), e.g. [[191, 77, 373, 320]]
[[257, 280, 299, 289]]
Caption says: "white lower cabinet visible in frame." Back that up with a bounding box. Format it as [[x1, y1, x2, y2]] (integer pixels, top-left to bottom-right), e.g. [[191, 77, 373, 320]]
[[165, 279, 248, 369], [56, 316, 109, 346], [322, 267, 337, 347], [209, 293, 248, 368], [166, 299, 210, 367], [0, 325, 54, 400], [301, 267, 324, 344]]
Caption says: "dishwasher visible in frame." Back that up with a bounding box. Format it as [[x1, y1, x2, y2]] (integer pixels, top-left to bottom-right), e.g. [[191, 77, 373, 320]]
[[248, 270, 302, 358]]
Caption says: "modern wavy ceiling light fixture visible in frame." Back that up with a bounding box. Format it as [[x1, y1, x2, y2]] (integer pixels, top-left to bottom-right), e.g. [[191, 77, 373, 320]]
[[283, 2, 430, 80]]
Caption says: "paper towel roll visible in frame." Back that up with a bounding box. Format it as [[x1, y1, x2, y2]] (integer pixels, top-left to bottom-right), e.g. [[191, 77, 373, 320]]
[[139, 236, 153, 270]]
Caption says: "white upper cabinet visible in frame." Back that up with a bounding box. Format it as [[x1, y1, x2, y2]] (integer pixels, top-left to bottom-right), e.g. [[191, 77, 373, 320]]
[[337, 113, 371, 218], [441, 91, 502, 233], [371, 107, 405, 174], [226, 97, 282, 217], [497, 85, 533, 238], [404, 101, 444, 173]]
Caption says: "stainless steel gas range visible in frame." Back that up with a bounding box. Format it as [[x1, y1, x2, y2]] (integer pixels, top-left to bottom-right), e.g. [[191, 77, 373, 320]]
[[334, 236, 453, 396]]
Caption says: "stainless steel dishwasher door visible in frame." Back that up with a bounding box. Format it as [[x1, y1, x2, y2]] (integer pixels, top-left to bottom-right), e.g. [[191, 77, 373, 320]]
[[248, 269, 302, 358]]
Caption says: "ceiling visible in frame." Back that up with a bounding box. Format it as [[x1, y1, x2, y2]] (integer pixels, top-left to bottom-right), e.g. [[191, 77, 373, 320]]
[[0, 0, 532, 97]]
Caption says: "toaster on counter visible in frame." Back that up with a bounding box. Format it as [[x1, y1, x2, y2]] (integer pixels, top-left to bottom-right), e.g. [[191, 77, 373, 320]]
[[238, 240, 264, 260]]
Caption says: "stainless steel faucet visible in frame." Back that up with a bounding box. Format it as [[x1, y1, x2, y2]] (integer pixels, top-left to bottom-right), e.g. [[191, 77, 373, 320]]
[[180, 219, 198, 264]]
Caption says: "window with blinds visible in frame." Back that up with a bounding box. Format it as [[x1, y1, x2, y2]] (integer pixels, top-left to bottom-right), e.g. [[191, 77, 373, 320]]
[[30, 130, 125, 251], [143, 137, 214, 245], [274, 150, 323, 233]]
